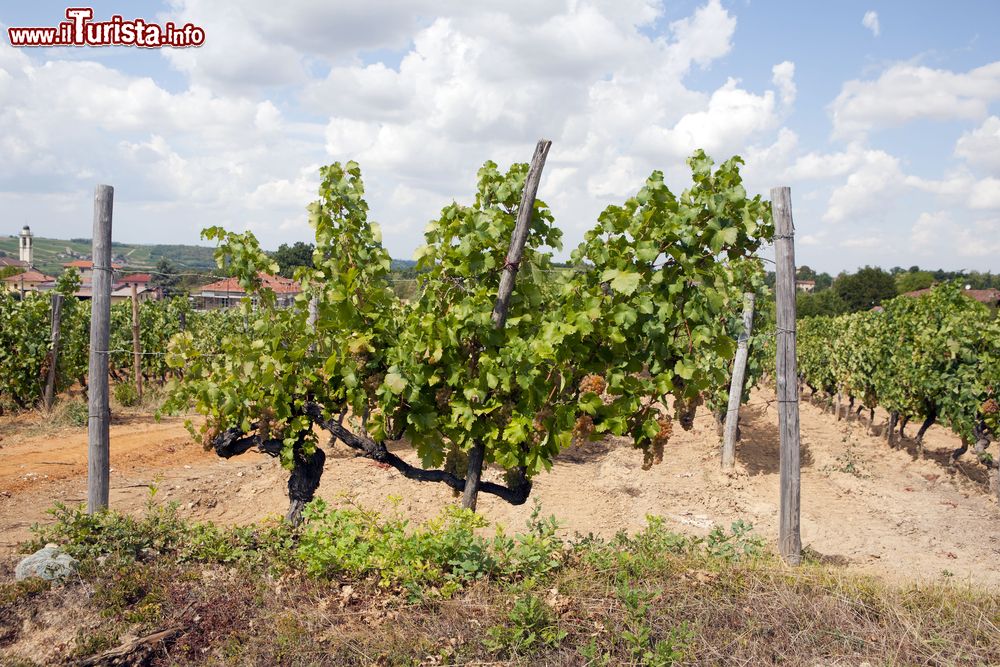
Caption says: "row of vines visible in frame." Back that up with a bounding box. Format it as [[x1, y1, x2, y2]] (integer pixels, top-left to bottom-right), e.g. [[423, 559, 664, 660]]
[[1, 148, 777, 521], [0, 282, 242, 412], [797, 283, 1000, 495]]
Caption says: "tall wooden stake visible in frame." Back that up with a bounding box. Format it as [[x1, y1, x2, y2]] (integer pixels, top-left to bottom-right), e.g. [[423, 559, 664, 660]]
[[131, 282, 142, 401], [462, 139, 551, 511], [721, 292, 756, 471], [43, 293, 63, 412], [772, 186, 801, 565], [88, 184, 114, 514]]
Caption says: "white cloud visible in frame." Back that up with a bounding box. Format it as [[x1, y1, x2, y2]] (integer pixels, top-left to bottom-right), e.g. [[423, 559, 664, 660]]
[[830, 62, 1000, 139], [911, 211, 1000, 258], [771, 61, 796, 107], [862, 10, 880, 37], [637, 79, 779, 160], [3, 1, 996, 274], [955, 116, 1000, 174], [970, 178, 1000, 209], [823, 150, 904, 223]]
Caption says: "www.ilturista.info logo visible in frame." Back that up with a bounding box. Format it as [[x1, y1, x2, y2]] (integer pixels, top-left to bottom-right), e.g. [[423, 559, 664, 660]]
[[8, 8, 205, 48]]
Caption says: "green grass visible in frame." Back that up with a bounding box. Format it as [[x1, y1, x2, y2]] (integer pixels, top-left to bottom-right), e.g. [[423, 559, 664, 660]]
[[3, 499, 999, 666]]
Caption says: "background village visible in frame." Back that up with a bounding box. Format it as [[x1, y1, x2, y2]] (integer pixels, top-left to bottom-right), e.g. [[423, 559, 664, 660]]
[[1, 225, 300, 309]]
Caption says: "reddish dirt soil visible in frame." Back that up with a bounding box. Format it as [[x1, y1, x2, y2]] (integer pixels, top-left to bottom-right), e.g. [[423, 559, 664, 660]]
[[2, 387, 999, 588]]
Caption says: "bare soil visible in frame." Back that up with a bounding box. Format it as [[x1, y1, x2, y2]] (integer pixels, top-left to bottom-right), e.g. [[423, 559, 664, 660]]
[[2, 386, 999, 588]]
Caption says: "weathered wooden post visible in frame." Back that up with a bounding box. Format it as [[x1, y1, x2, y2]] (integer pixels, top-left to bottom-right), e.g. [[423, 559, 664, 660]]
[[721, 292, 756, 471], [462, 139, 551, 511], [43, 293, 63, 412], [88, 184, 114, 514], [772, 186, 801, 565], [131, 282, 142, 401]]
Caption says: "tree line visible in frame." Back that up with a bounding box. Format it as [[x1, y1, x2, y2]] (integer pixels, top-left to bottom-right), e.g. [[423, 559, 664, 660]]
[[762, 265, 1000, 318]]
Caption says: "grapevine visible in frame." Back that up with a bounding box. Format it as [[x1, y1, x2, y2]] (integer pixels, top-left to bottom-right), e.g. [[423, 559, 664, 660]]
[[162, 150, 774, 519]]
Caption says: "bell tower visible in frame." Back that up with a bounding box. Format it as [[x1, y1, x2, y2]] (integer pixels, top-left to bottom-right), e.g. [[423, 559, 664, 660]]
[[19, 225, 33, 266]]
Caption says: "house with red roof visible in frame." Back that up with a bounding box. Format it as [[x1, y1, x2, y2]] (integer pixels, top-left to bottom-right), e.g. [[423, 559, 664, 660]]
[[62, 259, 124, 282], [903, 287, 1000, 307], [192, 272, 301, 309], [2, 269, 54, 294]]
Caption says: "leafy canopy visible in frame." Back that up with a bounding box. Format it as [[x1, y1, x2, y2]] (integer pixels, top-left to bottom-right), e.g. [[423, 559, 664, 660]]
[[164, 151, 773, 484]]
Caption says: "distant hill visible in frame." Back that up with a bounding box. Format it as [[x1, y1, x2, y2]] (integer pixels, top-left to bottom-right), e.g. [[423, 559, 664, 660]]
[[0, 235, 218, 277], [0, 234, 419, 278]]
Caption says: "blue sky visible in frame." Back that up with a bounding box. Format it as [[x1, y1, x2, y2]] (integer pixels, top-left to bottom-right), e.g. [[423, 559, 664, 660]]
[[1, 1, 999, 274]]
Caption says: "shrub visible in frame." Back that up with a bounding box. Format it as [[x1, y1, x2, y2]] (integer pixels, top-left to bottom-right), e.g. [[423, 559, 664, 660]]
[[113, 381, 139, 407]]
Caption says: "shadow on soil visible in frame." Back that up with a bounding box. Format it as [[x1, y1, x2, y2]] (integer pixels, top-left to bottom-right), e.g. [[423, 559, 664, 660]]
[[736, 403, 814, 475]]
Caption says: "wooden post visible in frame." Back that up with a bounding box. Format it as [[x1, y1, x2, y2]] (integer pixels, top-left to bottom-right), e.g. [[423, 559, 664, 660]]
[[462, 139, 551, 511], [772, 186, 801, 566], [88, 184, 114, 514], [43, 293, 63, 412], [131, 282, 142, 401], [721, 292, 756, 471]]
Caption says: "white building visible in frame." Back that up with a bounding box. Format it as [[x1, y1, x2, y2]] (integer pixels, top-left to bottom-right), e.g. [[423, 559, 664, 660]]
[[19, 225, 32, 266]]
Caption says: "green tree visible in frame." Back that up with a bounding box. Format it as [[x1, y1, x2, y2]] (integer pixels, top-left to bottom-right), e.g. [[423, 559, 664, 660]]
[[797, 289, 848, 317], [814, 272, 833, 291], [271, 241, 315, 278], [833, 266, 897, 312], [152, 258, 181, 294], [895, 270, 934, 294]]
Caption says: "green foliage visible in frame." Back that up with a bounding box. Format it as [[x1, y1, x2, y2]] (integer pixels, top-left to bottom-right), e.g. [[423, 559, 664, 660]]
[[60, 400, 89, 427], [163, 151, 773, 492], [486, 593, 567, 656], [704, 519, 765, 561], [0, 293, 58, 409], [833, 265, 897, 312], [29, 498, 295, 568], [270, 241, 315, 278], [151, 258, 180, 292], [617, 583, 694, 666], [297, 500, 494, 597], [797, 289, 848, 317], [895, 270, 935, 294], [297, 499, 566, 599], [798, 283, 1000, 446], [113, 381, 140, 407]]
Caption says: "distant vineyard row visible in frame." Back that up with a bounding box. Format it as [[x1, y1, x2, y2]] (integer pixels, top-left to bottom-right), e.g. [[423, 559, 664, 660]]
[[0, 288, 241, 411], [797, 283, 1000, 492]]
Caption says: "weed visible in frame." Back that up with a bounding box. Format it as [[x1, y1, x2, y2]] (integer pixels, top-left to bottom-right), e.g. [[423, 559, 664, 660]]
[[69, 628, 119, 660], [0, 577, 50, 607], [58, 399, 88, 427], [824, 440, 871, 478], [113, 381, 140, 407], [704, 520, 765, 561], [618, 582, 694, 666], [485, 593, 566, 656], [297, 500, 495, 598]]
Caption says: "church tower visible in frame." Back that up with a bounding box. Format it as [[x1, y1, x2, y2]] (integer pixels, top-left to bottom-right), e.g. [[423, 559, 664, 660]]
[[19, 225, 33, 266]]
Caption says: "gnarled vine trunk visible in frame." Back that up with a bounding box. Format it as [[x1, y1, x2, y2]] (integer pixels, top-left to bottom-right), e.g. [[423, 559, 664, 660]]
[[210, 426, 325, 525]]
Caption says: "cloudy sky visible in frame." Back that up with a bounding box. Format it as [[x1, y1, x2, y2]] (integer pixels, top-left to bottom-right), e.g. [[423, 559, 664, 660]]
[[2, 1, 999, 273]]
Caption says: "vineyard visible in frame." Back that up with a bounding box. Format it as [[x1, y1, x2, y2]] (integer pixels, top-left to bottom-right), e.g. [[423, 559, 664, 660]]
[[0, 288, 241, 411], [3, 150, 1000, 666], [797, 283, 1000, 498], [3, 148, 999, 513]]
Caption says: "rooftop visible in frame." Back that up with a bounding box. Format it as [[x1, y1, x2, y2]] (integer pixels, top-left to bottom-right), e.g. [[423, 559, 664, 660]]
[[197, 272, 300, 295]]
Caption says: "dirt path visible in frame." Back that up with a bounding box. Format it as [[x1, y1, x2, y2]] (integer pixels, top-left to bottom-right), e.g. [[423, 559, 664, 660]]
[[2, 388, 998, 588]]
